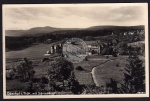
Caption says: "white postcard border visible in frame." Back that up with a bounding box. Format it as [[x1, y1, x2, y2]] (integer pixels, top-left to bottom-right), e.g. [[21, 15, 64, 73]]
[[2, 3, 149, 99]]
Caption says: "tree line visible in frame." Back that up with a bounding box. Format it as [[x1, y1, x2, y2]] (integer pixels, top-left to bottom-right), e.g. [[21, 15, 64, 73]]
[[6, 28, 144, 54]]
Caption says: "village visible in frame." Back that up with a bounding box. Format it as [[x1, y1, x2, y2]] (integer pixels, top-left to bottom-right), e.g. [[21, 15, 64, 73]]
[[44, 29, 144, 58]]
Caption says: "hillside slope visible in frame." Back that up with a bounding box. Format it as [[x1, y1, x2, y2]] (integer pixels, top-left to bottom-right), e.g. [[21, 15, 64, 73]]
[[5, 25, 144, 37]]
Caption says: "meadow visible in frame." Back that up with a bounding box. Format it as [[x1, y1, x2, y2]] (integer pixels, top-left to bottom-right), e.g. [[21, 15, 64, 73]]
[[5, 42, 145, 91]]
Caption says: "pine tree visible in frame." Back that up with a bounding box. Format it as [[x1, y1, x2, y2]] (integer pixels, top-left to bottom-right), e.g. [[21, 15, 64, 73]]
[[119, 52, 145, 93]]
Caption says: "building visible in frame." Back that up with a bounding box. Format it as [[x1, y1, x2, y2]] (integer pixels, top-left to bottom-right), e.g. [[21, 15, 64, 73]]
[[49, 42, 63, 54], [86, 42, 103, 55]]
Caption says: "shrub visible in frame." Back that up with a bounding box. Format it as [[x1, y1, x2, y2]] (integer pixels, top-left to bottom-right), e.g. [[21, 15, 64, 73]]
[[48, 58, 74, 86], [112, 52, 117, 57], [6, 69, 15, 80], [106, 78, 118, 93], [48, 80, 57, 92], [41, 58, 50, 62], [70, 79, 82, 94], [82, 85, 112, 94], [23, 80, 46, 93], [68, 73, 83, 94], [31, 78, 40, 83], [15, 58, 35, 82], [40, 76, 49, 84], [76, 66, 84, 71], [23, 80, 35, 93]]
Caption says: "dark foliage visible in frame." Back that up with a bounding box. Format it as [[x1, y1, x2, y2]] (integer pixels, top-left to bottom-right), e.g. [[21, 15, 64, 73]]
[[47, 58, 74, 91], [23, 80, 46, 94], [40, 76, 49, 84], [119, 52, 145, 93], [106, 78, 118, 93], [14, 58, 35, 82], [82, 85, 113, 94], [68, 73, 83, 94], [48, 58, 74, 83], [76, 66, 84, 71]]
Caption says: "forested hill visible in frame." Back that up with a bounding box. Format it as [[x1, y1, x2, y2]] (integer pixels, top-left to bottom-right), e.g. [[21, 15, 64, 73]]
[[85, 25, 144, 31], [5, 25, 144, 37], [5, 27, 59, 36]]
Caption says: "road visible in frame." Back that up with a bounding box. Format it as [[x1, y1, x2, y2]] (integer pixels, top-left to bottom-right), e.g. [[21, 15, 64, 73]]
[[90, 59, 114, 86]]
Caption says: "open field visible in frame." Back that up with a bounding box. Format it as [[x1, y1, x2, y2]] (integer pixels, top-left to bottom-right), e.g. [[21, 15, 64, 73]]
[[94, 56, 127, 87], [5, 42, 145, 91], [6, 44, 51, 59], [94, 55, 145, 87], [6, 41, 62, 59], [73, 58, 109, 86]]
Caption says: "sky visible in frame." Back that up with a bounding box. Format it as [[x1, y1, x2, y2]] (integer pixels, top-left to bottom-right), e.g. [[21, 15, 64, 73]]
[[3, 4, 147, 30]]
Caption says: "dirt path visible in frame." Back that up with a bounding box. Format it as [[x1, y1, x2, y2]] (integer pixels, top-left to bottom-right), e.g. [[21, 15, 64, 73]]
[[91, 59, 114, 86]]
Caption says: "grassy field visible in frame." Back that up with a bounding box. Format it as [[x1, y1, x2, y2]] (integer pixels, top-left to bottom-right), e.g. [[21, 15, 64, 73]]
[[94, 56, 127, 87], [5, 42, 145, 91], [73, 58, 108, 86], [94, 55, 145, 87], [6, 43, 62, 59]]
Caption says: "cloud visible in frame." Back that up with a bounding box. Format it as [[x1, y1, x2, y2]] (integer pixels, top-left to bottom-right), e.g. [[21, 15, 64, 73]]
[[3, 4, 147, 30], [106, 6, 143, 21]]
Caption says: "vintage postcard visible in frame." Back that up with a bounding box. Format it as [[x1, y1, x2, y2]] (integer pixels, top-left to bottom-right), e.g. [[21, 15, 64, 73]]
[[2, 3, 149, 99]]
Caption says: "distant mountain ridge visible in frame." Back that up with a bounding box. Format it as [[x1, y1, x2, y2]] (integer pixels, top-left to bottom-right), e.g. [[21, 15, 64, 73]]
[[6, 26, 60, 36], [85, 25, 144, 30], [5, 25, 144, 37]]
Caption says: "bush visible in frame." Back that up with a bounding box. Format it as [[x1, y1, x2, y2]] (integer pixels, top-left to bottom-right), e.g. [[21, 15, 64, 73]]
[[23, 80, 46, 93], [68, 73, 83, 94], [41, 58, 50, 62], [31, 78, 40, 83], [82, 85, 112, 94], [48, 57, 74, 86], [6, 69, 15, 80], [106, 78, 118, 93], [112, 51, 117, 57], [76, 66, 84, 71], [48, 81, 57, 92], [70, 80, 82, 94], [14, 58, 35, 82], [40, 76, 49, 84], [23, 80, 35, 93]]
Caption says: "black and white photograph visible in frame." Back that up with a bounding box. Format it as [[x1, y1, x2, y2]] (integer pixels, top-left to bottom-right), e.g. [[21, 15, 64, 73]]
[[2, 3, 149, 99]]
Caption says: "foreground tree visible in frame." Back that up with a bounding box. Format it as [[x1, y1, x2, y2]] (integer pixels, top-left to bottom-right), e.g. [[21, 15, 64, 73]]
[[106, 78, 118, 94], [47, 58, 74, 89], [119, 52, 145, 93], [15, 58, 35, 82], [68, 72, 83, 94], [24, 80, 46, 94]]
